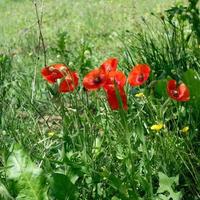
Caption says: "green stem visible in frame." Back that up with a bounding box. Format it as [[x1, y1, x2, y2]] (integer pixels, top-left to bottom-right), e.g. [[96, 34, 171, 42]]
[[119, 109, 139, 199]]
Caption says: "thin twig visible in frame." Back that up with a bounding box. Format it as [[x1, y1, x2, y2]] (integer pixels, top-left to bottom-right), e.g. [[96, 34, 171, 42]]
[[33, 0, 47, 66]]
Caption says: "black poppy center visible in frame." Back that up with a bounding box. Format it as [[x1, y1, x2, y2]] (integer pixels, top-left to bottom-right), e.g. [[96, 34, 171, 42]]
[[93, 76, 102, 84], [138, 74, 144, 82], [172, 90, 179, 97]]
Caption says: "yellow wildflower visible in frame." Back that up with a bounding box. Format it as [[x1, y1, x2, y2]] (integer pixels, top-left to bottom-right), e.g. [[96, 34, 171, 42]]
[[48, 131, 56, 137], [151, 123, 164, 131], [135, 92, 145, 98], [181, 126, 189, 133]]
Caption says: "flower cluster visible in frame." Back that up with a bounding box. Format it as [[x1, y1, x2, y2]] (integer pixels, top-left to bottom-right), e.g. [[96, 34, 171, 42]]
[[41, 58, 190, 110], [83, 58, 127, 110]]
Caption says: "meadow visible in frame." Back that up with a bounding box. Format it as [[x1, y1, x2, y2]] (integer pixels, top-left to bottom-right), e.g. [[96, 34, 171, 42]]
[[0, 0, 200, 199]]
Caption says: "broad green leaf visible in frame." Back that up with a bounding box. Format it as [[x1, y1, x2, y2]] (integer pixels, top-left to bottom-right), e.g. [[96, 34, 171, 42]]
[[50, 173, 78, 200], [157, 172, 182, 200], [158, 194, 171, 200], [6, 145, 47, 200], [0, 182, 14, 200], [154, 79, 168, 98], [101, 169, 129, 200], [7, 149, 41, 179], [183, 69, 200, 108], [111, 196, 120, 200]]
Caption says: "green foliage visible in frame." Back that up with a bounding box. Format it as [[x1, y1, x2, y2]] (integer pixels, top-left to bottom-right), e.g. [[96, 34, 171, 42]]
[[124, 1, 200, 80], [0, 54, 12, 87], [156, 172, 182, 200], [0, 54, 12, 128], [51, 32, 72, 64], [49, 173, 78, 200], [101, 169, 129, 199], [154, 79, 168, 98], [0, 182, 14, 200], [0, 0, 200, 200], [183, 69, 200, 106], [6, 145, 47, 200], [166, 0, 200, 44]]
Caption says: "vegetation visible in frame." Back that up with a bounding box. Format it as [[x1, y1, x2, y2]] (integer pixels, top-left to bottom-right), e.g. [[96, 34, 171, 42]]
[[0, 0, 200, 199]]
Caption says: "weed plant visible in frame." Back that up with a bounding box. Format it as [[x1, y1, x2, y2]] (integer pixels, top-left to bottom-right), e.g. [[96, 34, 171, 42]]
[[0, 0, 200, 200]]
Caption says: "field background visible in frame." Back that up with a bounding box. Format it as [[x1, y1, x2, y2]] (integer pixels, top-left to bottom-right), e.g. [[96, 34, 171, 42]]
[[1, 0, 200, 200], [0, 0, 185, 56]]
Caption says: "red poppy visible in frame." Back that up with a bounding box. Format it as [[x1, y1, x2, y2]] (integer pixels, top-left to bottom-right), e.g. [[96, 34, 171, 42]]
[[100, 58, 118, 72], [104, 71, 126, 88], [83, 68, 107, 90], [128, 64, 151, 86], [104, 85, 128, 110], [41, 63, 69, 83], [167, 80, 190, 102], [59, 71, 79, 93]]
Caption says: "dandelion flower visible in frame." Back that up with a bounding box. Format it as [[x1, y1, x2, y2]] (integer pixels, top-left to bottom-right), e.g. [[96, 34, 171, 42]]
[[48, 131, 56, 137], [151, 123, 164, 131], [181, 126, 189, 133], [135, 92, 145, 98]]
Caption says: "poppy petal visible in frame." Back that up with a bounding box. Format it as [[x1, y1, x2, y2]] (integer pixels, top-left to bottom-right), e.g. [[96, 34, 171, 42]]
[[128, 64, 151, 86], [104, 71, 126, 88], [177, 83, 190, 101], [167, 80, 176, 90], [100, 58, 118, 72], [53, 63, 68, 70], [167, 80, 177, 98], [41, 63, 68, 84], [104, 85, 128, 110], [59, 71, 79, 93], [83, 68, 107, 90]]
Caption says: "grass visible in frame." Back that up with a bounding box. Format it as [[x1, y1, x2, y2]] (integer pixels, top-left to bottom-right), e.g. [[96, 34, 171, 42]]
[[1, 0, 200, 199], [0, 0, 182, 53]]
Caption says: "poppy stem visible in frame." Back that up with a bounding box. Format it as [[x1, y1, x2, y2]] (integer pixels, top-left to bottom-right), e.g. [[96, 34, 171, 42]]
[[118, 109, 139, 199], [59, 97, 68, 171], [160, 97, 171, 119]]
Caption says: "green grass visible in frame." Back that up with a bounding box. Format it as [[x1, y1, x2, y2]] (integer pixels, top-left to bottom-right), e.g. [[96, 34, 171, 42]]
[[0, 0, 183, 53], [1, 0, 200, 199]]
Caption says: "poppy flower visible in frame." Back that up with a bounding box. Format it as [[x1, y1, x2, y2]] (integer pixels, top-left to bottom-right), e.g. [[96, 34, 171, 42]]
[[100, 58, 118, 72], [104, 71, 126, 89], [41, 63, 69, 83], [104, 85, 128, 110], [128, 64, 151, 86], [59, 71, 79, 93], [83, 68, 107, 90], [167, 80, 190, 102]]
